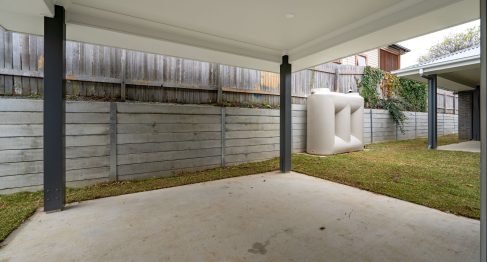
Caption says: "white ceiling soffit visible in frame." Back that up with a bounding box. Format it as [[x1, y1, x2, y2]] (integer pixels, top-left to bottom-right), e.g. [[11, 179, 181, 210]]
[[400, 73, 475, 91], [437, 76, 476, 91], [0, 0, 479, 73], [393, 56, 480, 92]]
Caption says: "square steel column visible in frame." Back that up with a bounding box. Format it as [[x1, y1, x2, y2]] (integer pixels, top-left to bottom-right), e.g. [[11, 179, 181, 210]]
[[426, 74, 437, 149], [480, 0, 486, 260], [473, 86, 481, 141], [280, 55, 292, 172], [43, 5, 66, 212]]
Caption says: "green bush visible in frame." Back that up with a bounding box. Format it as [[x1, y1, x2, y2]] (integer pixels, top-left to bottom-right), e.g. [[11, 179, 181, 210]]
[[359, 66, 383, 108], [358, 66, 427, 133], [397, 78, 427, 112]]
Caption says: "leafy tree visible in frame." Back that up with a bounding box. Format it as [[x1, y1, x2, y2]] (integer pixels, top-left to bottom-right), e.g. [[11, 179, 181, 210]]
[[418, 26, 480, 63]]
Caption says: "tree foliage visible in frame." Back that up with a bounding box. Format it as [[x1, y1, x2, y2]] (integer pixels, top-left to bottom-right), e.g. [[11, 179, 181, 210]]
[[418, 26, 480, 63]]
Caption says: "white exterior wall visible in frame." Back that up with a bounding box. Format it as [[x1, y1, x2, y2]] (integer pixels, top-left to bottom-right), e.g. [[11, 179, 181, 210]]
[[340, 49, 379, 68]]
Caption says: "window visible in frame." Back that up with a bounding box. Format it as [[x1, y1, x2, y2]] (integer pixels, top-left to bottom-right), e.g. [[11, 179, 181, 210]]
[[356, 55, 367, 66]]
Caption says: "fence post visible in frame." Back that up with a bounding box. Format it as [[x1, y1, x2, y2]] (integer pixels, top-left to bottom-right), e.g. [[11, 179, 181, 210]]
[[216, 64, 223, 104], [370, 109, 373, 144], [220, 106, 226, 167], [217, 86, 223, 105], [120, 50, 127, 101], [443, 113, 446, 136], [109, 102, 118, 181], [414, 112, 417, 138], [395, 120, 398, 141], [334, 68, 340, 92]]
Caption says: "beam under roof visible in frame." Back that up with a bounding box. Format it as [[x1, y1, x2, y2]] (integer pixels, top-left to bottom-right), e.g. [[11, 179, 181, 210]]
[[0, 0, 479, 72]]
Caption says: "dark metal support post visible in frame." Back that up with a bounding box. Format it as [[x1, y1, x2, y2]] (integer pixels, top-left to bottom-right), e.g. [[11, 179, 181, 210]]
[[280, 55, 292, 172], [424, 74, 437, 149], [43, 5, 66, 212], [473, 86, 480, 141], [480, 0, 486, 260]]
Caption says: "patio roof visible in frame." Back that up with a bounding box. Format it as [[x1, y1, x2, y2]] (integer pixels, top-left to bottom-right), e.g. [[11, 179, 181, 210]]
[[0, 1, 486, 259], [0, 0, 479, 73], [393, 45, 480, 91]]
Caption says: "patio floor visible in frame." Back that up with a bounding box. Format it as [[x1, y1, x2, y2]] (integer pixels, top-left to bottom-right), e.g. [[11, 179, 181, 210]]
[[0, 172, 480, 262], [437, 140, 480, 153]]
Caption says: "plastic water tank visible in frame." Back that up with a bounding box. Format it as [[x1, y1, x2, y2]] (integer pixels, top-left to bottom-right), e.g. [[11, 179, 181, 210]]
[[307, 88, 364, 155]]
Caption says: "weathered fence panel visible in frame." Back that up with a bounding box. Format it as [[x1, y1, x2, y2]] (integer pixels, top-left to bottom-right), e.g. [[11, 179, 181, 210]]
[[0, 29, 459, 114]]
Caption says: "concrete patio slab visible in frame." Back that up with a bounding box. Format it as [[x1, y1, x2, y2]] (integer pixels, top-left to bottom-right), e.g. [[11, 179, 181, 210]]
[[0, 172, 480, 262], [437, 141, 480, 153]]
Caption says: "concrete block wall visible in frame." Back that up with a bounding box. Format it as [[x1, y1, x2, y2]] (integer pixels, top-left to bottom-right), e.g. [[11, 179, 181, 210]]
[[0, 99, 457, 193]]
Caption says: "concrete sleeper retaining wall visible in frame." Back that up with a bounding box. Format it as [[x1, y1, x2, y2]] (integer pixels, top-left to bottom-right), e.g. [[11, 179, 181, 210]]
[[0, 99, 457, 193]]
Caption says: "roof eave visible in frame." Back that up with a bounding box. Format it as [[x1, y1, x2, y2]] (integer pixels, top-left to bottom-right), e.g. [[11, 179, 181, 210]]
[[393, 55, 480, 77]]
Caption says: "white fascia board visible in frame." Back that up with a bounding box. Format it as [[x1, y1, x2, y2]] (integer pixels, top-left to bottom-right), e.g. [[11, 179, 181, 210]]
[[67, 23, 281, 73], [420, 57, 480, 75], [393, 56, 480, 77], [290, 0, 478, 72]]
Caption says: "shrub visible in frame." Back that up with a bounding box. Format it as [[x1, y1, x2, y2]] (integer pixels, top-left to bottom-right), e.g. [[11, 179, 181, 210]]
[[358, 66, 427, 132]]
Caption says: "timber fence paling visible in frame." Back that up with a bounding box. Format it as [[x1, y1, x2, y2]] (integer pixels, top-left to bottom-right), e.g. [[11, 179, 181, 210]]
[[0, 30, 366, 106], [0, 30, 456, 113]]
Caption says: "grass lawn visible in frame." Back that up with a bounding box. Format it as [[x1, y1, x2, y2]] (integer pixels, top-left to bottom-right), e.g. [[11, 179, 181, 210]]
[[293, 135, 480, 219], [0, 135, 480, 243]]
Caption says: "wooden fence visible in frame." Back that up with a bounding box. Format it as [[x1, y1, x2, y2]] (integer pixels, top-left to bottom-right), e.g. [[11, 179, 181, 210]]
[[0, 98, 457, 193], [0, 29, 365, 106], [0, 29, 459, 113]]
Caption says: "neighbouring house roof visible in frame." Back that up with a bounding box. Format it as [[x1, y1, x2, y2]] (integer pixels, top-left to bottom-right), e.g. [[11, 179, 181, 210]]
[[403, 45, 480, 70], [392, 45, 480, 92], [388, 44, 411, 54]]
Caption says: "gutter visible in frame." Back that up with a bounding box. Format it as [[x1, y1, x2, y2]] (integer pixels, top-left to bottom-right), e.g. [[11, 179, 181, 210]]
[[392, 55, 480, 77]]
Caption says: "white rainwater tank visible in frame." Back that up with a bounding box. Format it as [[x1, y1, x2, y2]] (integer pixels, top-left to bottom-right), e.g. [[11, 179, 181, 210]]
[[307, 88, 364, 155]]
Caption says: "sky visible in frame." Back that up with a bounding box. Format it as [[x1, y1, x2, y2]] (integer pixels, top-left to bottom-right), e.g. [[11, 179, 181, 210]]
[[397, 19, 480, 68]]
